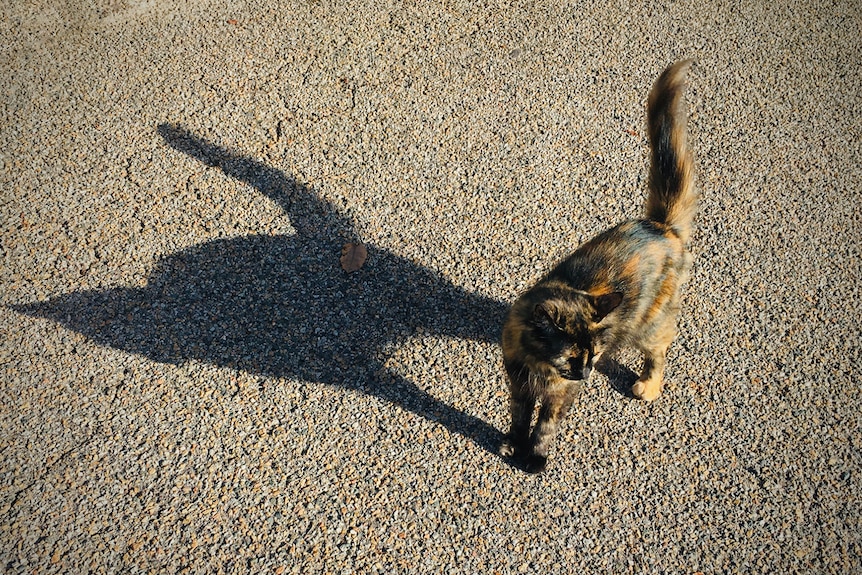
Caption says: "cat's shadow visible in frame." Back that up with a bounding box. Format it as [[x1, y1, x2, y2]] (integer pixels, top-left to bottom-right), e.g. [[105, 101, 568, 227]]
[[15, 124, 508, 455], [596, 357, 639, 399]]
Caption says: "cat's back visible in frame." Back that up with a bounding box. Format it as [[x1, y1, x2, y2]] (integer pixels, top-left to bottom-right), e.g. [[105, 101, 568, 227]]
[[548, 219, 690, 295]]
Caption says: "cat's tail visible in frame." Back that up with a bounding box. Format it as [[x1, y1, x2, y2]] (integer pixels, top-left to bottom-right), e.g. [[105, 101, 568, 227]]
[[645, 60, 696, 244]]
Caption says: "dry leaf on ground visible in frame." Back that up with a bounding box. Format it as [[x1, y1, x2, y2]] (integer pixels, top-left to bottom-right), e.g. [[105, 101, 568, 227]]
[[340, 242, 367, 273]]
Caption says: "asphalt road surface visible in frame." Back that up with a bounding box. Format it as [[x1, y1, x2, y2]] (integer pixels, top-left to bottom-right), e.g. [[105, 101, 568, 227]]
[[2, 0, 860, 572]]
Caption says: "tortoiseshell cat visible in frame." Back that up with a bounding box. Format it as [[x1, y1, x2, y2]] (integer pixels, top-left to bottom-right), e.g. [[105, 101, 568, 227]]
[[500, 61, 696, 473]]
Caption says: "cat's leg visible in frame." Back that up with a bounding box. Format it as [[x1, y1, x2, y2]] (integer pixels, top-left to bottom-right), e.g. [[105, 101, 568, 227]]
[[526, 379, 580, 473], [632, 350, 666, 401], [632, 319, 677, 401], [499, 361, 535, 458]]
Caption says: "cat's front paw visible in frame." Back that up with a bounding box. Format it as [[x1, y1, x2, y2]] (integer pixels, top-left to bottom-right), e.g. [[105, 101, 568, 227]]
[[524, 454, 548, 474], [498, 435, 520, 457], [499, 433, 532, 458]]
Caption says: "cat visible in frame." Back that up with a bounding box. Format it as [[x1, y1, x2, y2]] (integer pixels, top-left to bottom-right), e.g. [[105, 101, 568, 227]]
[[499, 60, 696, 473]]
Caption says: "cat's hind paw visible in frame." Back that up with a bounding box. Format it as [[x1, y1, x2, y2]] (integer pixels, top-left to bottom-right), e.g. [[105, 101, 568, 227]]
[[632, 377, 662, 401]]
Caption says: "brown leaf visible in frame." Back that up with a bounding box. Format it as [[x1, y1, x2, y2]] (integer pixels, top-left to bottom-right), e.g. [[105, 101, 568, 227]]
[[227, 18, 238, 25], [340, 242, 367, 273]]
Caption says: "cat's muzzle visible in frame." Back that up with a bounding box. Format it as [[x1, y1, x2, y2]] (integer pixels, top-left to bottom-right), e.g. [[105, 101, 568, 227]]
[[558, 362, 591, 382]]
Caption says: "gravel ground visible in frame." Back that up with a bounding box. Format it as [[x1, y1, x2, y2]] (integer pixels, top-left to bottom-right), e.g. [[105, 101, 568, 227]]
[[2, 0, 860, 573]]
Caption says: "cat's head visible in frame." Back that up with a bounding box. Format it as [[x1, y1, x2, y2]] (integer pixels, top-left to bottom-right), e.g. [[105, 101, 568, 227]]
[[528, 291, 623, 381]]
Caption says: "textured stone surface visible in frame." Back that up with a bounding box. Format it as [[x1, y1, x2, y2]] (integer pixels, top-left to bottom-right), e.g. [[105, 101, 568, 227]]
[[2, 0, 860, 572]]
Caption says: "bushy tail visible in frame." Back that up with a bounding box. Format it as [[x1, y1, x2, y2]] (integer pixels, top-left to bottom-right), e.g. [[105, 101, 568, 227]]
[[645, 60, 696, 243]]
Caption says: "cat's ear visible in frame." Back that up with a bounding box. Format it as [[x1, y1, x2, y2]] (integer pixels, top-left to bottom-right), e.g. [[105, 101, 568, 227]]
[[590, 292, 623, 322], [532, 303, 557, 331]]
